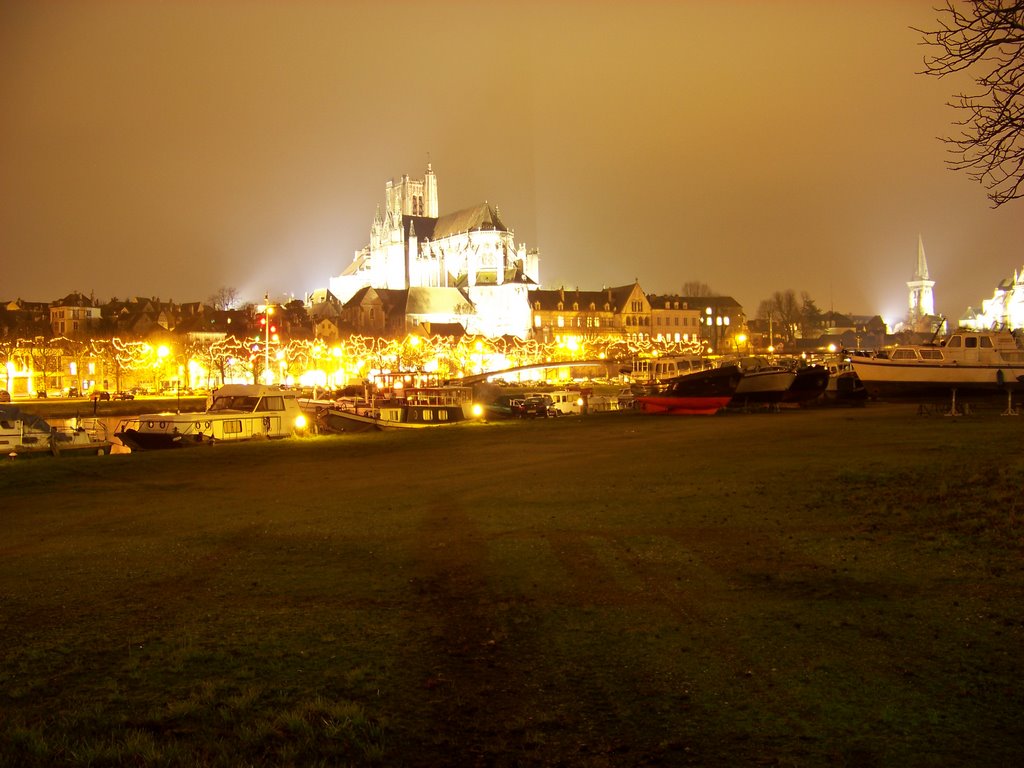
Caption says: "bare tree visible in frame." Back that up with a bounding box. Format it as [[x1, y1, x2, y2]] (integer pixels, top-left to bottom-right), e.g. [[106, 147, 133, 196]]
[[681, 281, 714, 297], [758, 290, 802, 343], [917, 1, 1024, 206], [209, 287, 240, 311], [799, 292, 824, 338]]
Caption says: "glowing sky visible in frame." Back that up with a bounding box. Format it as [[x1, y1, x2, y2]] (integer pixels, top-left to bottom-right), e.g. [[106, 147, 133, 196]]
[[1, 0, 1020, 324]]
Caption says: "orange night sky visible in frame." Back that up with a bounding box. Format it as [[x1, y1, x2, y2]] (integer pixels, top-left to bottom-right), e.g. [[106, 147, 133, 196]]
[[1, 0, 1020, 324]]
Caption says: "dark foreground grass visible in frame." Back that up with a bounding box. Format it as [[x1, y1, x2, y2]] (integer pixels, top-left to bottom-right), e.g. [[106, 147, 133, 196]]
[[1, 404, 1022, 767]]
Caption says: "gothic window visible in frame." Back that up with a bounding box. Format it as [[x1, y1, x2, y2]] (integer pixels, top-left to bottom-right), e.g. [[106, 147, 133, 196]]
[[557, 302, 564, 311], [573, 302, 579, 311]]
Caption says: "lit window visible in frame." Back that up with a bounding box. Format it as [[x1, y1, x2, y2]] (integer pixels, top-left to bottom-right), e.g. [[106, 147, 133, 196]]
[[557, 316, 564, 327]]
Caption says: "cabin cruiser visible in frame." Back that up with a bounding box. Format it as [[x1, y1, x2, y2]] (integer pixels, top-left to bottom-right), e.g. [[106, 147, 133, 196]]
[[114, 384, 308, 450], [315, 373, 483, 432], [848, 329, 1024, 398]]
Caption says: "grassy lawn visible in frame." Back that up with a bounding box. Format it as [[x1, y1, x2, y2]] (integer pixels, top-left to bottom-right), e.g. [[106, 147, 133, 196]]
[[1, 403, 1021, 767]]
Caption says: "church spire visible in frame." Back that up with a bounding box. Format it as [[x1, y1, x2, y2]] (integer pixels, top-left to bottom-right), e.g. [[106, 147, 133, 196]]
[[914, 233, 930, 281]]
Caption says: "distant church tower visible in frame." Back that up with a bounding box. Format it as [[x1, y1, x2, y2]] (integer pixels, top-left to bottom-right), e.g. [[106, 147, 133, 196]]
[[907, 234, 935, 324]]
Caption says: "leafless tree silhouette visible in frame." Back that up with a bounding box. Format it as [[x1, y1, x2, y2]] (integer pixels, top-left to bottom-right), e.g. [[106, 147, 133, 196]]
[[917, 1, 1024, 206]]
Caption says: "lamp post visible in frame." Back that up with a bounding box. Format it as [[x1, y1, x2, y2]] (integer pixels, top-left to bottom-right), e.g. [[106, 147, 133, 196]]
[[263, 293, 272, 385]]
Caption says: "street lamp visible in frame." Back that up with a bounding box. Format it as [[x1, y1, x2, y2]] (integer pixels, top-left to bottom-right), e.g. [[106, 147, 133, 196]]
[[260, 293, 277, 385]]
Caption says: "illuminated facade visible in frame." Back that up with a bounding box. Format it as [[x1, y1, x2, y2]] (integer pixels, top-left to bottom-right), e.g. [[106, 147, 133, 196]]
[[329, 164, 539, 338], [961, 265, 1024, 331]]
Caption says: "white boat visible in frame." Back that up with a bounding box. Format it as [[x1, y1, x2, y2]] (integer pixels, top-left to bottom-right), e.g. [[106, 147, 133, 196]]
[[849, 329, 1024, 398], [114, 384, 309, 450], [1, 405, 112, 458], [317, 374, 482, 432]]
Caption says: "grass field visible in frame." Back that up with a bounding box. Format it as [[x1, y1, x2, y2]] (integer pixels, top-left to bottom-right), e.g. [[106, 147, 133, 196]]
[[1, 403, 1022, 767]]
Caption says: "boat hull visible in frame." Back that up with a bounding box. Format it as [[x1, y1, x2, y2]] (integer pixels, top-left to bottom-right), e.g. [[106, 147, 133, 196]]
[[849, 358, 1024, 399], [636, 365, 742, 415], [781, 366, 831, 405], [730, 369, 797, 406], [849, 329, 1024, 399], [321, 403, 475, 432]]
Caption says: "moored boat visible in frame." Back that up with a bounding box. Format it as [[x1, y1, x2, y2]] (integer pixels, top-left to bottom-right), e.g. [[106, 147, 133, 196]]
[[114, 384, 308, 450], [636, 365, 742, 415], [849, 329, 1024, 399], [1, 405, 112, 458], [317, 374, 483, 432], [780, 364, 831, 405], [821, 362, 867, 405], [724, 357, 797, 408]]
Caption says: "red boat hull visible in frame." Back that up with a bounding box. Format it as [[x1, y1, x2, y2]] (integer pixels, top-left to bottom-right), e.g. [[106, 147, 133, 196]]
[[636, 395, 735, 415], [635, 365, 742, 416]]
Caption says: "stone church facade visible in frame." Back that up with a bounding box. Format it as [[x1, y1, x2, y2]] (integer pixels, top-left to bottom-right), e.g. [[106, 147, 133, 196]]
[[329, 165, 539, 338]]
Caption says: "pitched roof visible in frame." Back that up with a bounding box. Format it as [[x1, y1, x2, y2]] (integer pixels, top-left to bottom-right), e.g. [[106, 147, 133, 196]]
[[406, 287, 473, 315], [455, 264, 536, 288], [430, 203, 508, 240], [530, 287, 625, 312]]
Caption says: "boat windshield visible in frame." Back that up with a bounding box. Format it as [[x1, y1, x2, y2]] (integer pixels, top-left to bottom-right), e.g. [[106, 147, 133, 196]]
[[208, 395, 260, 412]]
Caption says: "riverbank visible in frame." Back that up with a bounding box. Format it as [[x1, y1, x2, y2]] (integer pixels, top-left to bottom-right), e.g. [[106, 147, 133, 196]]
[[2, 404, 1021, 766]]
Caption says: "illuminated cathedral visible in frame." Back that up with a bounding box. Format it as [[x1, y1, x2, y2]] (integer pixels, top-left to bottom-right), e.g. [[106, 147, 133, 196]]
[[961, 265, 1024, 331], [329, 164, 540, 338]]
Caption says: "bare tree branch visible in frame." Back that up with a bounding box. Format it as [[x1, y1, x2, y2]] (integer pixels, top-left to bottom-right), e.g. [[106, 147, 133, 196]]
[[916, 0, 1024, 206]]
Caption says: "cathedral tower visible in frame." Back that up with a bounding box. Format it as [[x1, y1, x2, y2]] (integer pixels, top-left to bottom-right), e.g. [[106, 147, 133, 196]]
[[383, 162, 438, 218]]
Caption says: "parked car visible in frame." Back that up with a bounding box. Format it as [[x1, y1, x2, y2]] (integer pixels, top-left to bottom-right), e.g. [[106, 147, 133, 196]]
[[66, 387, 80, 398], [0, 390, 10, 403], [112, 391, 135, 400], [89, 390, 111, 402], [35, 390, 48, 399], [513, 395, 552, 418]]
